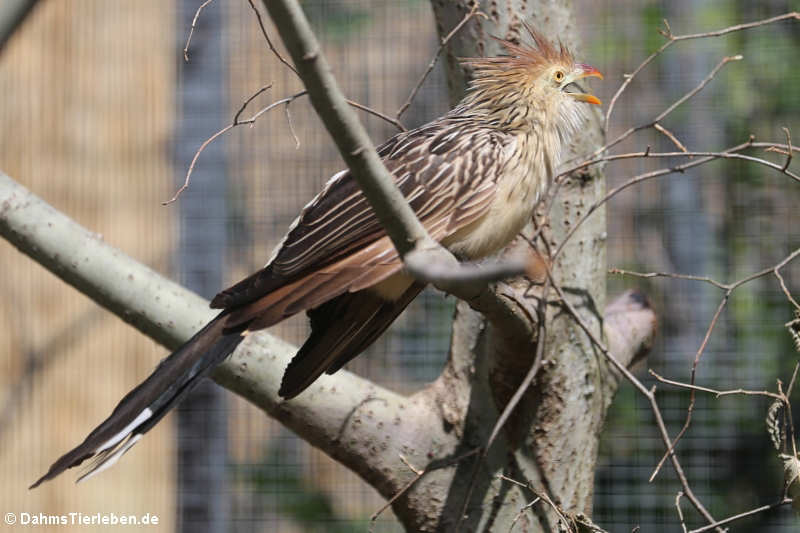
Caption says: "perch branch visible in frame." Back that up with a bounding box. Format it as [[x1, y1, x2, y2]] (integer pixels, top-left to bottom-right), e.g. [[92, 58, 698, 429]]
[[0, 171, 442, 490]]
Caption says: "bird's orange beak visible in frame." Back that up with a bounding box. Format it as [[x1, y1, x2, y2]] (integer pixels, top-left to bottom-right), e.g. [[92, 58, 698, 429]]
[[566, 64, 603, 105]]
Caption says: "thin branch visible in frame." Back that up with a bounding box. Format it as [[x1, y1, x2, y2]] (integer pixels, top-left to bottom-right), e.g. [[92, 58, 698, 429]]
[[654, 123, 689, 154], [650, 370, 783, 401], [246, 0, 297, 75], [497, 474, 575, 532], [775, 248, 800, 312], [0, 0, 40, 53], [551, 136, 800, 266], [780, 127, 793, 171], [617, 248, 800, 482], [233, 84, 273, 124], [346, 99, 406, 132], [165, 125, 230, 205], [183, 0, 215, 62], [649, 253, 799, 480], [283, 101, 300, 149], [675, 492, 688, 533], [687, 499, 792, 533], [368, 448, 481, 532], [592, 55, 742, 160], [564, 146, 800, 183], [165, 87, 405, 204], [604, 12, 800, 131], [785, 363, 800, 458], [508, 496, 541, 533], [263, 0, 431, 258], [246, 0, 405, 133], [610, 268, 729, 290], [657, 55, 741, 123], [164, 84, 277, 205], [396, 3, 484, 119]]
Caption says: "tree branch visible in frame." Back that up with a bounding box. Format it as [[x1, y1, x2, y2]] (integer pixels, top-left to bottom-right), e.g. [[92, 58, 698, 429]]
[[0, 171, 446, 489], [0, 0, 39, 53]]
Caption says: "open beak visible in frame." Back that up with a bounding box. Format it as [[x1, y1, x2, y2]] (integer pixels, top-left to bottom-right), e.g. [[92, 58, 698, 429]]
[[565, 64, 603, 105]]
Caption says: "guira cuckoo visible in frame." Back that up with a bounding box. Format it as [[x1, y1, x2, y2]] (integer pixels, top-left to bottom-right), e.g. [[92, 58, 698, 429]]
[[31, 26, 601, 487]]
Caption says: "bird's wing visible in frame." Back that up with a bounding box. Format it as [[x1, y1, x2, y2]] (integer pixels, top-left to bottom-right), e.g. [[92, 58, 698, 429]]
[[213, 120, 513, 327]]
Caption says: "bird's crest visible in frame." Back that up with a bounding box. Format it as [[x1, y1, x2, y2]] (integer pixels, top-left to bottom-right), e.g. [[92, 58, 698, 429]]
[[461, 22, 573, 81]]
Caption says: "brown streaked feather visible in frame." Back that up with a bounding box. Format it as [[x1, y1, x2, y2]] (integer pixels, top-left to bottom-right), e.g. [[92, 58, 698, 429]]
[[212, 120, 514, 317], [223, 235, 404, 329], [278, 283, 425, 399]]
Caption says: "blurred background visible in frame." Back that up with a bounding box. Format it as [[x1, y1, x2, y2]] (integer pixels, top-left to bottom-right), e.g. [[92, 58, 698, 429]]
[[0, 0, 798, 531]]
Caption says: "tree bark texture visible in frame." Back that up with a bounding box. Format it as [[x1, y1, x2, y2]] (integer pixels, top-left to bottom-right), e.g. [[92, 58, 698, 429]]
[[395, 1, 619, 530], [0, 1, 657, 531]]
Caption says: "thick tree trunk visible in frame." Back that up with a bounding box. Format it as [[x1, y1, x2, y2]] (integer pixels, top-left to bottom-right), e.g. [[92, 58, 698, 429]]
[[380, 1, 616, 530]]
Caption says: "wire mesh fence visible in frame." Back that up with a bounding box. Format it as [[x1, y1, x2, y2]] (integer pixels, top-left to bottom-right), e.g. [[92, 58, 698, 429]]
[[0, 0, 798, 531]]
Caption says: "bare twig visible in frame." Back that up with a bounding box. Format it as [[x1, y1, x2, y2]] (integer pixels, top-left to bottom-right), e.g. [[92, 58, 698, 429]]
[[687, 498, 792, 533], [675, 492, 688, 533], [610, 268, 728, 290], [497, 474, 574, 532], [0, 0, 41, 53], [165, 86, 409, 204], [245, 0, 405, 132], [246, 0, 297, 75], [643, 248, 800, 480], [591, 55, 743, 160], [775, 248, 800, 312], [780, 127, 793, 171], [508, 494, 541, 533], [650, 370, 783, 400], [654, 123, 689, 154], [564, 146, 800, 183], [284, 101, 300, 149], [396, 3, 485, 119], [509, 497, 541, 532], [785, 366, 800, 460], [233, 84, 273, 124], [164, 85, 284, 205], [551, 136, 800, 266], [398, 454, 423, 476], [604, 12, 800, 131], [183, 0, 215, 62], [368, 448, 481, 532], [346, 99, 406, 131]]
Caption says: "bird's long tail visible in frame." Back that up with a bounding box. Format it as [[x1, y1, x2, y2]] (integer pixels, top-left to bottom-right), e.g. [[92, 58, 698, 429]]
[[30, 311, 247, 488]]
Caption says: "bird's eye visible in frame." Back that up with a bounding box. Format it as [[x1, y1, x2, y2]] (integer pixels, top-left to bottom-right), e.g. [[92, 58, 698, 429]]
[[553, 70, 565, 83]]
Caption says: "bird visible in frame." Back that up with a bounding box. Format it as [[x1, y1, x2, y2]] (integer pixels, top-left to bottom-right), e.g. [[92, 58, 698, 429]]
[[31, 25, 601, 488]]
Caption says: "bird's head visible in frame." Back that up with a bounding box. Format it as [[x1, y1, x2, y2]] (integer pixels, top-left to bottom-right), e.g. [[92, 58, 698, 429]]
[[460, 24, 602, 136]]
